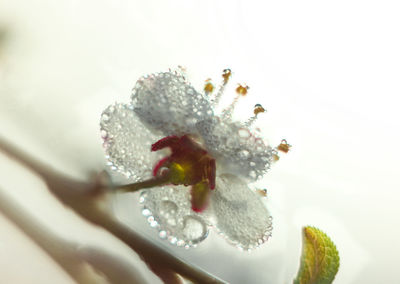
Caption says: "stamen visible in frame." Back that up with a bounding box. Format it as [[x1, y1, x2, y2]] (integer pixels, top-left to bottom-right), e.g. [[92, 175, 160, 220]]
[[277, 139, 291, 153], [221, 84, 249, 120], [212, 68, 232, 106], [256, 188, 268, 197], [204, 79, 214, 95], [245, 104, 266, 127]]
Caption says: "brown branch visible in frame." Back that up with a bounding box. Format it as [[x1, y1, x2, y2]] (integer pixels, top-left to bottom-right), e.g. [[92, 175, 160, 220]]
[[0, 136, 225, 284], [0, 188, 147, 284]]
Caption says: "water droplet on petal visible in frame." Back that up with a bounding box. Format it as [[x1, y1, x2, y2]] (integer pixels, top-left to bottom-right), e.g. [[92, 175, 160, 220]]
[[139, 192, 147, 204], [142, 208, 151, 217], [238, 149, 250, 159], [100, 130, 108, 139], [159, 230, 167, 239], [238, 128, 251, 139], [169, 236, 178, 245], [159, 200, 178, 218], [159, 200, 178, 226], [182, 215, 208, 244]]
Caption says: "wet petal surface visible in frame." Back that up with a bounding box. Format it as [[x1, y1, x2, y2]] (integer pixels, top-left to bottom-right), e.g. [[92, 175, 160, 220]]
[[131, 71, 213, 136], [140, 185, 210, 248], [100, 103, 163, 181], [197, 118, 274, 181], [209, 174, 273, 250]]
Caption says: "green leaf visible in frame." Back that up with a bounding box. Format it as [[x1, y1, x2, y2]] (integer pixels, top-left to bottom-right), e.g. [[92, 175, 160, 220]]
[[294, 226, 340, 284]]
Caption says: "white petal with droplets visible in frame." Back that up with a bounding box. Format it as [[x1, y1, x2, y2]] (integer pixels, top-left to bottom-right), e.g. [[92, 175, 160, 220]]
[[196, 118, 274, 181], [209, 174, 272, 250], [140, 185, 209, 248], [131, 71, 214, 136], [100, 103, 163, 181]]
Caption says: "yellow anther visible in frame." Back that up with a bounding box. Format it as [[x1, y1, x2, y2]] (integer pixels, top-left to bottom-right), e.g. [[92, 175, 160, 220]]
[[204, 79, 214, 94], [222, 69, 232, 83], [256, 188, 268, 197], [277, 139, 291, 153], [254, 104, 265, 115], [236, 84, 249, 96], [273, 154, 280, 161]]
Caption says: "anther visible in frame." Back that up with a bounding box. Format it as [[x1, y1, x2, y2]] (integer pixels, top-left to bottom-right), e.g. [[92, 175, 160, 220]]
[[222, 69, 232, 84], [256, 188, 268, 197], [245, 104, 266, 127], [236, 84, 249, 96], [212, 68, 232, 107], [277, 139, 291, 153], [204, 79, 214, 95], [253, 104, 265, 115]]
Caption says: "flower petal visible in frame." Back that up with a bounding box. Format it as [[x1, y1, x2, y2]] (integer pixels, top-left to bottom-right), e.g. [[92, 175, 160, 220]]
[[140, 185, 209, 248], [209, 174, 272, 250], [100, 103, 164, 181], [196, 118, 274, 181], [131, 71, 213, 136]]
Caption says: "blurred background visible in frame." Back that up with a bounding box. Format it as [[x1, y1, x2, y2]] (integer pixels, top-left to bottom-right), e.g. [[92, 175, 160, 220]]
[[0, 0, 399, 283]]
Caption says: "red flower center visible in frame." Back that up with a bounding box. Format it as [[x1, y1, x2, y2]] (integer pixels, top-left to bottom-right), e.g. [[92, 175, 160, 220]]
[[151, 135, 216, 212]]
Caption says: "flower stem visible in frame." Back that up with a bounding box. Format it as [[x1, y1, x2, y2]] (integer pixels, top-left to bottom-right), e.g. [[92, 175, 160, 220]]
[[116, 174, 171, 193]]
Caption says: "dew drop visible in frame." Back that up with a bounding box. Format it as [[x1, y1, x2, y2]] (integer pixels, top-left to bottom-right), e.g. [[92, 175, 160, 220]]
[[139, 192, 147, 204], [101, 113, 110, 122], [249, 170, 257, 179], [238, 149, 250, 159], [100, 130, 108, 139], [238, 128, 251, 139], [182, 215, 208, 243], [169, 236, 178, 245], [142, 208, 151, 217], [160, 200, 178, 217], [159, 230, 167, 239], [159, 200, 178, 226]]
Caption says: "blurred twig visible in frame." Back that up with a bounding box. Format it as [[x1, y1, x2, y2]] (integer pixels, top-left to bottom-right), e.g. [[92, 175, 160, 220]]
[[0, 188, 146, 284], [0, 136, 225, 284]]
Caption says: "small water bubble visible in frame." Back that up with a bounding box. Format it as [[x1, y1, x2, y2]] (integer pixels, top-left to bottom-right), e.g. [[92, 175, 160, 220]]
[[139, 192, 147, 204], [142, 208, 151, 217], [177, 240, 185, 247], [238, 128, 251, 139], [159, 230, 167, 239], [159, 200, 178, 226], [249, 170, 257, 179], [250, 161, 256, 167], [159, 200, 178, 218], [206, 110, 213, 115], [186, 117, 198, 125], [182, 216, 208, 243], [100, 130, 108, 139], [238, 149, 250, 159], [101, 113, 110, 122], [150, 220, 158, 228], [169, 236, 178, 245]]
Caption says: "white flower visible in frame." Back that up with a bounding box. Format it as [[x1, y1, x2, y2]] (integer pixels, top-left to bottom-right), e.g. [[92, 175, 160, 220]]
[[100, 69, 283, 250]]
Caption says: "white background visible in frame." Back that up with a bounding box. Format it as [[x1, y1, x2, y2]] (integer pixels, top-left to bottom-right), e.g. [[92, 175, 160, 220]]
[[0, 0, 399, 283]]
